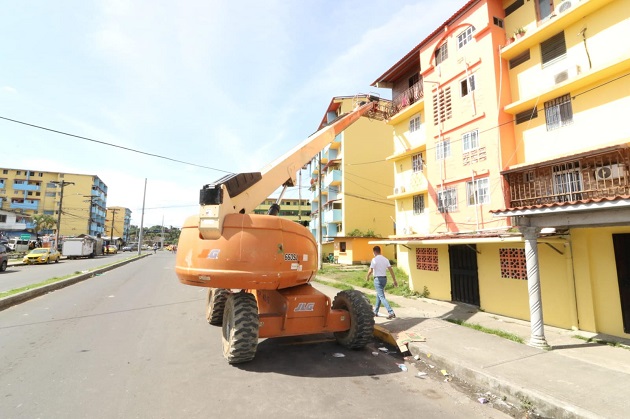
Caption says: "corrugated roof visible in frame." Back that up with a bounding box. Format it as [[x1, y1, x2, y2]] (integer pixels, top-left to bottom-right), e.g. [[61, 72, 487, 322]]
[[490, 195, 630, 214]]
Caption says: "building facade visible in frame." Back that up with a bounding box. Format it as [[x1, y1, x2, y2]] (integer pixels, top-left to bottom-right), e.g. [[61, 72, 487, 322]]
[[309, 95, 395, 264], [104, 206, 132, 244], [0, 168, 108, 238], [254, 198, 311, 226], [371, 0, 630, 342]]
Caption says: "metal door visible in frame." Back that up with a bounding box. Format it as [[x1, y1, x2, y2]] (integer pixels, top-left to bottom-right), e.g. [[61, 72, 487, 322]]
[[449, 244, 480, 306], [613, 234, 630, 334]]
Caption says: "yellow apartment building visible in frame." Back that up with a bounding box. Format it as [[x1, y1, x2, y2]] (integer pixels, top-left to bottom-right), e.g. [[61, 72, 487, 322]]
[[104, 206, 132, 245], [0, 167, 108, 239], [309, 95, 395, 264], [254, 197, 311, 227], [370, 0, 630, 343]]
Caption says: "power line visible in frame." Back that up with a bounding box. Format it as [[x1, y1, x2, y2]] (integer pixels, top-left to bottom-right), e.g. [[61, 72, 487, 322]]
[[0, 116, 234, 174]]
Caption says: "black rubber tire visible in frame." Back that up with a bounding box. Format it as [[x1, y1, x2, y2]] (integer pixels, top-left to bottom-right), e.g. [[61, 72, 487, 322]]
[[206, 288, 230, 326], [0, 260, 6, 272], [332, 290, 375, 349], [55, 258, 59, 263], [222, 292, 259, 364]]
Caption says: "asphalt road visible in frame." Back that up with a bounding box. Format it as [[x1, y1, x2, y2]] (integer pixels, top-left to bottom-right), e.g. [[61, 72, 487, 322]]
[[0, 253, 509, 419], [0, 252, 146, 293]]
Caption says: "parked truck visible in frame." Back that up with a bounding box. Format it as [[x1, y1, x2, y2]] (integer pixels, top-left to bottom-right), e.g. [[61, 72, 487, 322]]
[[62, 235, 103, 259]]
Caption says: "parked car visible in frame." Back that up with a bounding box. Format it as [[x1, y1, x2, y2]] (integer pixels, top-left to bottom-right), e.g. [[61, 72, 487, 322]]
[[122, 243, 138, 252], [23, 248, 61, 264], [105, 245, 118, 254], [0, 244, 8, 272]]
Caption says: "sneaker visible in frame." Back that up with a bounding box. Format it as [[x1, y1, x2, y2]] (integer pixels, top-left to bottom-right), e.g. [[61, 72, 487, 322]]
[[386, 313, 396, 319]]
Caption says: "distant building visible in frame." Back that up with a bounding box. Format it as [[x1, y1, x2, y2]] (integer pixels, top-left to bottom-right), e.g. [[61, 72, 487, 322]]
[[104, 207, 132, 243], [254, 198, 311, 227], [0, 209, 32, 236], [0, 167, 107, 237]]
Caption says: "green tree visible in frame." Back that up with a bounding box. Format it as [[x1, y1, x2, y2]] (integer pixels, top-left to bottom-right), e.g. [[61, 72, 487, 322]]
[[31, 214, 57, 236]]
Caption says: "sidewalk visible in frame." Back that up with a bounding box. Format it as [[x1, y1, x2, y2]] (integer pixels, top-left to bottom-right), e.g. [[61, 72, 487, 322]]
[[313, 278, 630, 419]]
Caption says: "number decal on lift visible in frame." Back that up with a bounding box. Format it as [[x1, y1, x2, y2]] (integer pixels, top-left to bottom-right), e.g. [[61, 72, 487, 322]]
[[284, 253, 298, 261]]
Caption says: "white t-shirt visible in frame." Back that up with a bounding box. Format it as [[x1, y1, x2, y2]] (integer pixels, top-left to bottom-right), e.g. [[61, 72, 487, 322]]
[[370, 254, 391, 277]]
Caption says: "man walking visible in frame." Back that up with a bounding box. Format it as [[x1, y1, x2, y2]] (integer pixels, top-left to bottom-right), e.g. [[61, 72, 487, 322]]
[[366, 245, 398, 319]]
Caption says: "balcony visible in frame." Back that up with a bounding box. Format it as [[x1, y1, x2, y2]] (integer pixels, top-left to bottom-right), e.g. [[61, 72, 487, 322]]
[[323, 169, 342, 188], [323, 208, 342, 224], [13, 181, 40, 192], [10, 200, 39, 210], [502, 145, 630, 208], [389, 80, 424, 120]]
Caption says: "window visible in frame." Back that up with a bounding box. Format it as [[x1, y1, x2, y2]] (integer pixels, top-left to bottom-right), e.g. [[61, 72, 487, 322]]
[[460, 75, 476, 97], [493, 17, 504, 28], [536, 0, 553, 21], [0, 214, 6, 222], [409, 115, 421, 133], [435, 139, 451, 160], [552, 161, 582, 202], [2, 169, 7, 174], [432, 87, 452, 125], [509, 50, 530, 69], [544, 94, 572, 130], [541, 32, 566, 67], [466, 178, 490, 205], [462, 130, 479, 152], [412, 153, 423, 172], [408, 73, 419, 87], [457, 26, 475, 49], [413, 195, 425, 215], [416, 248, 439, 271], [435, 42, 448, 65], [340, 242, 347, 252], [44, 210, 54, 215], [437, 188, 458, 213], [515, 108, 538, 124]]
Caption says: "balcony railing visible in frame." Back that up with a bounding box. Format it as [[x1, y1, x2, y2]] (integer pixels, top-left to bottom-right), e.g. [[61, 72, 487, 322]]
[[390, 80, 424, 117], [503, 147, 630, 208]]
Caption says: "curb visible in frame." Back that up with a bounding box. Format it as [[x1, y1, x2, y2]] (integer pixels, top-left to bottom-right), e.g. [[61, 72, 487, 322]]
[[406, 342, 600, 419], [0, 254, 151, 311]]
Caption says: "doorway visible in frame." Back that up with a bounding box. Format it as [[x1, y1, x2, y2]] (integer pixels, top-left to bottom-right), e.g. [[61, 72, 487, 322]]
[[613, 234, 630, 333], [449, 244, 480, 306]]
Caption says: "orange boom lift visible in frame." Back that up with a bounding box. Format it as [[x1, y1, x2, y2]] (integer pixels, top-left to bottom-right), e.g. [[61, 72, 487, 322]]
[[175, 96, 386, 363]]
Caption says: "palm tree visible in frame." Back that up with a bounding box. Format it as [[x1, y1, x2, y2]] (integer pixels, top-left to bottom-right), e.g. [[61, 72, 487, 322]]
[[32, 214, 57, 237]]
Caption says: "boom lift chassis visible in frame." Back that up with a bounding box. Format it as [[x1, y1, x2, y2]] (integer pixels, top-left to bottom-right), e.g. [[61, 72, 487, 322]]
[[175, 96, 386, 363]]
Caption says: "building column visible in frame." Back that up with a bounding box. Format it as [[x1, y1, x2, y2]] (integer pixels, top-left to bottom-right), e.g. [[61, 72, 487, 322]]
[[521, 226, 550, 349]]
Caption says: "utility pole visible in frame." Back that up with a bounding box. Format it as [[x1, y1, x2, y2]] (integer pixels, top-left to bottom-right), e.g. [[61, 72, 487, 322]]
[[137, 179, 147, 255], [51, 180, 74, 250], [83, 195, 97, 236], [108, 208, 119, 248]]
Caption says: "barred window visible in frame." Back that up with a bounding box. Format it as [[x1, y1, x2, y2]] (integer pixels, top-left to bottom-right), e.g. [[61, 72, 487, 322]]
[[409, 115, 421, 133], [462, 129, 479, 152], [466, 178, 490, 205], [413, 195, 425, 215], [437, 188, 458, 213], [412, 153, 423, 172], [544, 94, 572, 130], [435, 139, 451, 160]]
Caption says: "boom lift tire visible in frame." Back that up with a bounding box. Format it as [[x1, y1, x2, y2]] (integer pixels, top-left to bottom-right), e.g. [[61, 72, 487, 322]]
[[222, 292, 259, 364], [206, 288, 230, 326], [332, 290, 375, 349]]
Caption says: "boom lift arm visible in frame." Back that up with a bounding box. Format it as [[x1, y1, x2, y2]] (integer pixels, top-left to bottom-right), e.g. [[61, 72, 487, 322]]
[[197, 97, 381, 240]]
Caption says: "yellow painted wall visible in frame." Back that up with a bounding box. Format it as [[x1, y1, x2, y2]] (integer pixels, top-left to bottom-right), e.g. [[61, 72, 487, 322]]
[[335, 238, 394, 265], [59, 174, 96, 237], [571, 226, 630, 337], [477, 242, 574, 329], [405, 245, 452, 301]]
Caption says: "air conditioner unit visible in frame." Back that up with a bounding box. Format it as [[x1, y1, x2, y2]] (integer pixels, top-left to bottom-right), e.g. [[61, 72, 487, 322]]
[[595, 164, 625, 180], [554, 65, 581, 84], [394, 187, 400, 195], [558, 1, 573, 14]]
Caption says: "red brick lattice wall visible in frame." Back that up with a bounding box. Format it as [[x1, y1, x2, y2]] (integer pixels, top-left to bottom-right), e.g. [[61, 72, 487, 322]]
[[416, 247, 439, 271], [499, 248, 527, 280]]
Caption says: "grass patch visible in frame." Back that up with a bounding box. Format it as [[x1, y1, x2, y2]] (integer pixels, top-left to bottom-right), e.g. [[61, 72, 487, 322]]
[[317, 265, 421, 298], [573, 335, 630, 350], [446, 318, 525, 344]]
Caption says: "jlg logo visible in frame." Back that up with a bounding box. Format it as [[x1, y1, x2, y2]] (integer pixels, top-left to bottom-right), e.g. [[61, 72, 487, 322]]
[[294, 302, 315, 312]]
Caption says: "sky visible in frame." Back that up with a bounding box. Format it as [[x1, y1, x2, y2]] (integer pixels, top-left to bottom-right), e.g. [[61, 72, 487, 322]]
[[1, 0, 463, 228]]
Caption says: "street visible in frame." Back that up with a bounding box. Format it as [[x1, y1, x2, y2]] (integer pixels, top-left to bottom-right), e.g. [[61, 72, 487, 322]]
[[0, 253, 509, 419]]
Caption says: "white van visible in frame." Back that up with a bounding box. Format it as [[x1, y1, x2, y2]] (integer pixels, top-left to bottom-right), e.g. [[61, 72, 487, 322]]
[[7, 238, 29, 252]]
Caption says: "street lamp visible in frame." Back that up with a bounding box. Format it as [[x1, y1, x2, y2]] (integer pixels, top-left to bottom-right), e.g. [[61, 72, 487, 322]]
[[51, 180, 74, 250]]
